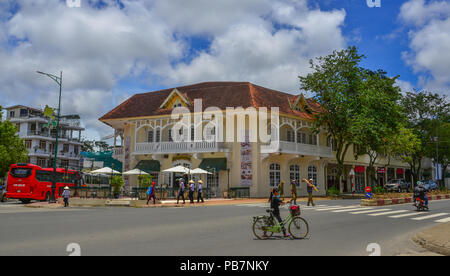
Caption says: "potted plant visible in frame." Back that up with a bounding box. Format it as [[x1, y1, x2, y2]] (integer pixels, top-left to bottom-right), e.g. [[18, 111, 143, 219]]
[[111, 176, 124, 199]]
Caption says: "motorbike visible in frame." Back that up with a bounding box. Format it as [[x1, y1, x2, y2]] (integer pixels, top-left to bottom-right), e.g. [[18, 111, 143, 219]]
[[414, 197, 428, 211]]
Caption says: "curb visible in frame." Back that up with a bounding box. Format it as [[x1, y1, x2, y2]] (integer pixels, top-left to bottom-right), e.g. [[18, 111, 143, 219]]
[[361, 194, 450, 206], [412, 223, 450, 256]]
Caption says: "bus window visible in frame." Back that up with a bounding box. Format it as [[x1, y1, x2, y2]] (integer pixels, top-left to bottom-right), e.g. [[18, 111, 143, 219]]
[[10, 168, 32, 178]]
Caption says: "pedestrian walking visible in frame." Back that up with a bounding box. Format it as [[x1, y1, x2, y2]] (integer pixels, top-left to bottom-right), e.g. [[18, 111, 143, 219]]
[[290, 180, 297, 205], [146, 182, 157, 205], [62, 186, 70, 207], [197, 180, 204, 203], [304, 178, 318, 206], [177, 178, 186, 204], [188, 180, 195, 203]]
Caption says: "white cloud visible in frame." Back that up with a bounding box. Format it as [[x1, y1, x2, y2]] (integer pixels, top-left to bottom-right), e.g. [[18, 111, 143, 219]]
[[0, 0, 348, 140], [164, 2, 346, 93], [399, 0, 450, 96]]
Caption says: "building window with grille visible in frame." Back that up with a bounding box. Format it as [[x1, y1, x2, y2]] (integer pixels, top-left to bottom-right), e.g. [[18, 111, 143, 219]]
[[290, 164, 300, 186], [156, 129, 161, 142], [39, 140, 46, 149], [25, 140, 32, 149], [147, 130, 154, 143], [269, 163, 281, 187], [37, 158, 46, 167], [308, 165, 317, 186]]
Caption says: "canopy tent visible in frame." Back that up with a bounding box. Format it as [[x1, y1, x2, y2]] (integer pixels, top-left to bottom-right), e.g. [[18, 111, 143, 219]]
[[122, 168, 149, 175], [90, 167, 121, 174]]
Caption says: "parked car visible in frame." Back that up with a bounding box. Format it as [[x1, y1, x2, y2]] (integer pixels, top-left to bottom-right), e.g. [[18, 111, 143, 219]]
[[384, 179, 410, 192], [419, 180, 439, 191]]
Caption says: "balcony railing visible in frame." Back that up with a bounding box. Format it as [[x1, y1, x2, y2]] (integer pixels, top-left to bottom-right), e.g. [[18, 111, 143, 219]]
[[26, 130, 69, 140], [113, 147, 123, 159], [261, 141, 333, 157], [134, 141, 225, 155]]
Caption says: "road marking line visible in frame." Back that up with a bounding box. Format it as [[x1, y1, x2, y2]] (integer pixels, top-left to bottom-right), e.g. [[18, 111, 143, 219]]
[[368, 210, 409, 216], [411, 213, 448, 221], [350, 208, 392, 214], [315, 206, 360, 211], [332, 207, 374, 213], [389, 212, 427, 218], [435, 217, 450, 223]]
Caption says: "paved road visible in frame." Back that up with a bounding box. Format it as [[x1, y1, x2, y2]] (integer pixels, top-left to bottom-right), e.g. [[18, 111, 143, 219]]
[[0, 199, 448, 256]]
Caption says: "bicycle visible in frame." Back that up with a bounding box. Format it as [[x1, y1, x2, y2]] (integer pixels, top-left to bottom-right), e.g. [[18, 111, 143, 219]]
[[252, 202, 309, 240]]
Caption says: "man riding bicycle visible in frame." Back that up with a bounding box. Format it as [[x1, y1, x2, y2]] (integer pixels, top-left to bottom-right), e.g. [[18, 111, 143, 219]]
[[268, 187, 290, 238]]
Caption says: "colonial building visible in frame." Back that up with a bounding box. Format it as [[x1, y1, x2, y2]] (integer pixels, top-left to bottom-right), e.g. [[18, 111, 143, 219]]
[[6, 105, 84, 171], [99, 82, 419, 197]]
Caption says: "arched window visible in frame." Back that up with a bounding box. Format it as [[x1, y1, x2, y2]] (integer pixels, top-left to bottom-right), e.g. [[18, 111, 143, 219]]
[[308, 165, 317, 186], [269, 163, 281, 187], [290, 164, 300, 186]]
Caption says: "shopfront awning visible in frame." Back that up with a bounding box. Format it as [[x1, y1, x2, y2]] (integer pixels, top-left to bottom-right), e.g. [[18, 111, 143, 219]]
[[199, 158, 227, 172], [135, 160, 160, 173]]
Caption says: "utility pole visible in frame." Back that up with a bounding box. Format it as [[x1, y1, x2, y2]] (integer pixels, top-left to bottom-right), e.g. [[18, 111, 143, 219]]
[[37, 71, 63, 203]]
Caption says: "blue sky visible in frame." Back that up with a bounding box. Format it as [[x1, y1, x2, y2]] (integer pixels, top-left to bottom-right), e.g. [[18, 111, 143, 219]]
[[0, 0, 448, 139]]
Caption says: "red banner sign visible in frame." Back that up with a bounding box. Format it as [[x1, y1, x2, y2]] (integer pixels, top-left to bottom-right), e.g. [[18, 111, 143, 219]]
[[377, 168, 386, 174]]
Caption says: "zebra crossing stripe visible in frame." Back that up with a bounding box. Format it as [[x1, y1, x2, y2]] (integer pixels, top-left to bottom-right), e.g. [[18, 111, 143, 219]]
[[368, 210, 409, 216], [315, 206, 360, 211], [434, 217, 450, 223], [332, 207, 374, 213], [411, 213, 448, 221], [350, 208, 392, 214], [389, 212, 427, 218]]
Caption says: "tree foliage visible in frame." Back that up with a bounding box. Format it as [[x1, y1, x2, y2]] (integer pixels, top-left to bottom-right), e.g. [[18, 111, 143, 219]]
[[400, 91, 449, 183], [0, 106, 29, 178], [299, 46, 405, 187]]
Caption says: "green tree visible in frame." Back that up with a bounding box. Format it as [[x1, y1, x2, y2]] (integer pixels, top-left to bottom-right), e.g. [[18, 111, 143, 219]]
[[299, 46, 364, 188], [351, 69, 405, 186], [0, 106, 29, 178], [401, 91, 449, 184], [384, 127, 422, 185]]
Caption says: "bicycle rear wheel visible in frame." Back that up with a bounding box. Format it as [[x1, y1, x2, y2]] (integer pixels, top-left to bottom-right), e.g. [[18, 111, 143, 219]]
[[252, 217, 273, 240], [288, 216, 309, 239]]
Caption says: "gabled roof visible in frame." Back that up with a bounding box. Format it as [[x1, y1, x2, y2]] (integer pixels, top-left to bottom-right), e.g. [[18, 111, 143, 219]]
[[99, 82, 320, 122]]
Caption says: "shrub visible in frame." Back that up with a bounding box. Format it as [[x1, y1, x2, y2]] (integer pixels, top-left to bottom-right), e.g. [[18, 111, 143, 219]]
[[111, 176, 124, 195], [373, 186, 385, 194], [327, 186, 340, 196]]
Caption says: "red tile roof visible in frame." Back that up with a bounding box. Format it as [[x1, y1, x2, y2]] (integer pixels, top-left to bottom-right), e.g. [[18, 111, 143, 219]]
[[99, 82, 319, 122]]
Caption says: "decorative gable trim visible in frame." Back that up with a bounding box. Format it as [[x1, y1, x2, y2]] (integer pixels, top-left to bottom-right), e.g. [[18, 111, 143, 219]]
[[159, 88, 191, 109]]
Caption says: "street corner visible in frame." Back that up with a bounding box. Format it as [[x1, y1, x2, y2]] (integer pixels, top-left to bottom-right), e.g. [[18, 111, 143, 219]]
[[412, 222, 450, 256]]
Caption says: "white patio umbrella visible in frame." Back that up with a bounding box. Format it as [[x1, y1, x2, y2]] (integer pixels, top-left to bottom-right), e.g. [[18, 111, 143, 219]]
[[162, 165, 191, 174], [90, 167, 121, 174], [189, 168, 212, 175], [122, 168, 149, 175]]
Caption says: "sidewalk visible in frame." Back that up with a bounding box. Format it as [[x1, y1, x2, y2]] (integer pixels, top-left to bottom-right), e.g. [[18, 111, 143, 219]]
[[412, 222, 450, 256], [24, 196, 337, 208]]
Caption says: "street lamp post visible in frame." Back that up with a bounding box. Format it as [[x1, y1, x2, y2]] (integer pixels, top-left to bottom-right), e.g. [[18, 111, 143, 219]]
[[37, 71, 63, 203]]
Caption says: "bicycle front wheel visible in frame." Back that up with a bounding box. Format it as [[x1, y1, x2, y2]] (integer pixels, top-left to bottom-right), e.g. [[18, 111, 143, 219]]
[[252, 217, 273, 240], [288, 216, 309, 239]]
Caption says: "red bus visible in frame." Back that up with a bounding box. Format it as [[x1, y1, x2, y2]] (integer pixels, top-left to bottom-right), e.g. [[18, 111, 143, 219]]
[[6, 163, 81, 203]]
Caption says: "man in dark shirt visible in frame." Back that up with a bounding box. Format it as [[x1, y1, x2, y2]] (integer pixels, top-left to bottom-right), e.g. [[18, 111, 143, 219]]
[[413, 182, 428, 208], [270, 188, 290, 238]]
